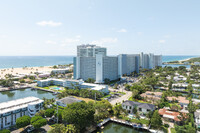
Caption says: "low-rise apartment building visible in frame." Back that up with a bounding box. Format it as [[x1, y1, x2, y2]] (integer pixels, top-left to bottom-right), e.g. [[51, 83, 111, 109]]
[[0, 97, 43, 130], [37, 78, 109, 94]]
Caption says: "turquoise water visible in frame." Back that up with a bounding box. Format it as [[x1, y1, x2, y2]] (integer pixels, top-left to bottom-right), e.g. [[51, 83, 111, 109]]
[[52, 87, 62, 90], [0, 88, 56, 103], [162, 55, 198, 62], [96, 122, 150, 133], [0, 56, 74, 69], [0, 56, 198, 69]]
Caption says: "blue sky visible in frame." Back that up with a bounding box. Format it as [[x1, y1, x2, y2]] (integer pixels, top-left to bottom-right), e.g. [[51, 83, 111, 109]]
[[0, 0, 200, 56]]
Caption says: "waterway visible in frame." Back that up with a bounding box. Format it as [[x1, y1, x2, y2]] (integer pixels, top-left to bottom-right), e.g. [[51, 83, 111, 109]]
[[162, 64, 191, 68], [0, 88, 56, 103], [96, 122, 150, 133]]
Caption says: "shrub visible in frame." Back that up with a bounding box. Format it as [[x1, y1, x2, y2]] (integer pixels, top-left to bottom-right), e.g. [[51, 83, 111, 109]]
[[32, 119, 47, 129], [164, 124, 169, 128], [31, 116, 43, 124], [0, 129, 10, 133], [16, 116, 31, 128], [45, 109, 55, 117]]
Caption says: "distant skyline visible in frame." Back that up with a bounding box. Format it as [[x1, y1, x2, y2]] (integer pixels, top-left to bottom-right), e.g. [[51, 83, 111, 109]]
[[0, 0, 200, 56]]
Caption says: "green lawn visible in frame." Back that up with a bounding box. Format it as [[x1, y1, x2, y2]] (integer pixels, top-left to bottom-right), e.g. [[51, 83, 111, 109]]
[[101, 94, 111, 99], [36, 85, 64, 91], [171, 128, 176, 133], [123, 117, 149, 125], [130, 118, 149, 125]]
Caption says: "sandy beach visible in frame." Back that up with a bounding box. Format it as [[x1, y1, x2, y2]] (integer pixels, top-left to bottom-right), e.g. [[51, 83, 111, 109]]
[[178, 57, 194, 62], [0, 66, 54, 79]]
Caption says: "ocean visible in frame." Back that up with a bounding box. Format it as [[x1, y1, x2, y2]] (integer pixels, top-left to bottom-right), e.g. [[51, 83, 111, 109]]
[[0, 56, 74, 69], [0, 55, 198, 69]]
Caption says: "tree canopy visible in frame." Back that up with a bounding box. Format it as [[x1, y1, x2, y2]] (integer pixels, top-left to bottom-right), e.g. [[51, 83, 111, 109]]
[[62, 101, 95, 130], [150, 110, 162, 129], [16, 115, 30, 128]]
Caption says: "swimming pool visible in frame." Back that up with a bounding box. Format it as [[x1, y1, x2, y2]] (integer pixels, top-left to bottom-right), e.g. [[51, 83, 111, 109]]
[[52, 87, 62, 90]]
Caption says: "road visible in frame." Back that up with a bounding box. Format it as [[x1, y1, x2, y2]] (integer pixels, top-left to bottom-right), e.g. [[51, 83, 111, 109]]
[[109, 86, 132, 105], [109, 76, 141, 105]]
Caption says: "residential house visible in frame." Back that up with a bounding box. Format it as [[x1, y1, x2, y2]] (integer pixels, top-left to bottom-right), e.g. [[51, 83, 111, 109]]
[[140, 91, 163, 103], [158, 108, 187, 124], [122, 100, 155, 115], [56, 96, 82, 107], [167, 96, 189, 110], [194, 109, 200, 128]]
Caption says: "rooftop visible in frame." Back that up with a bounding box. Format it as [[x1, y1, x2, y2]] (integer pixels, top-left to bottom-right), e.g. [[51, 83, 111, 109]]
[[0, 97, 43, 114], [122, 100, 155, 110], [158, 108, 181, 121], [57, 96, 82, 105]]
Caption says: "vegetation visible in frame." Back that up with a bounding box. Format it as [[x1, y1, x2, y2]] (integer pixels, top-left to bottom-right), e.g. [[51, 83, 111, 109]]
[[57, 88, 104, 100], [85, 78, 95, 83], [62, 101, 95, 131], [0, 129, 10, 133], [31, 116, 47, 129], [0, 79, 14, 87], [150, 110, 162, 129], [16, 115, 31, 129], [45, 108, 55, 117], [32, 118, 47, 129], [48, 124, 77, 133], [94, 100, 112, 123]]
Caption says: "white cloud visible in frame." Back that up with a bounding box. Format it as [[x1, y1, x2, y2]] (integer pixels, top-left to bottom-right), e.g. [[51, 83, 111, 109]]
[[76, 35, 81, 38], [137, 32, 143, 35], [61, 38, 80, 47], [45, 40, 57, 44], [164, 35, 171, 38], [36, 21, 62, 27], [117, 28, 127, 33], [0, 35, 7, 38], [159, 40, 166, 43], [91, 38, 118, 45]]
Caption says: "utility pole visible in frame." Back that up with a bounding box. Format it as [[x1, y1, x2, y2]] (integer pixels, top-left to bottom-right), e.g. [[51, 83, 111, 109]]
[[56, 102, 58, 124], [95, 93, 96, 102]]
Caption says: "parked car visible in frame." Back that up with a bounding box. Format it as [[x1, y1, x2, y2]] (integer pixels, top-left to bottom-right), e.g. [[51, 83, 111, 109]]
[[27, 126, 35, 133]]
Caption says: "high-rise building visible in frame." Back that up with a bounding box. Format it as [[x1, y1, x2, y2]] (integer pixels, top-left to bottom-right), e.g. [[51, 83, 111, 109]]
[[139, 52, 162, 69], [77, 44, 107, 57], [74, 44, 162, 83]]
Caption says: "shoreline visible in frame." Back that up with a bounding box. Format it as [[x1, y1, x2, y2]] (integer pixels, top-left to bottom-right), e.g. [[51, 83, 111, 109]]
[[0, 65, 56, 79], [163, 56, 199, 64]]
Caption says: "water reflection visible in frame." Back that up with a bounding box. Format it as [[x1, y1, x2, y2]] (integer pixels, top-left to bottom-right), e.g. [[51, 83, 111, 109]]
[[0, 88, 56, 103], [99, 122, 150, 133]]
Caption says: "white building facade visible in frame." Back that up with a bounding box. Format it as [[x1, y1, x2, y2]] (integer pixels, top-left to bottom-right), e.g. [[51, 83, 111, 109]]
[[37, 79, 109, 94], [74, 44, 162, 83], [0, 97, 43, 130]]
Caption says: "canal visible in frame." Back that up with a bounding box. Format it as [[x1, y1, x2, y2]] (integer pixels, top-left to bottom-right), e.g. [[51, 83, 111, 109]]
[[0, 88, 56, 103], [96, 122, 150, 133]]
